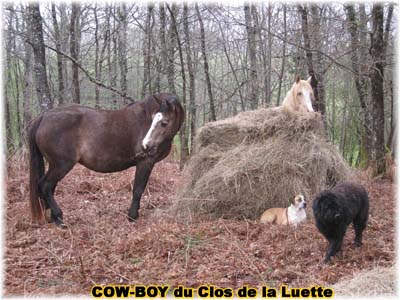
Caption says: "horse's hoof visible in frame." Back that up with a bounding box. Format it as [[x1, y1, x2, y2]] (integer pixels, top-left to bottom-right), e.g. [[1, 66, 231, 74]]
[[323, 257, 331, 264], [54, 217, 66, 228], [127, 214, 138, 222], [56, 222, 67, 229]]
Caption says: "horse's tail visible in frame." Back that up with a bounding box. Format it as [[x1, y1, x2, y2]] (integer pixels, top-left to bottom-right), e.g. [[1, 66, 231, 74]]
[[28, 115, 45, 223]]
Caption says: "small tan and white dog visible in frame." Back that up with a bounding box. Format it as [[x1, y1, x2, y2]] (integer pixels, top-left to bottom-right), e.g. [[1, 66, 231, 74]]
[[260, 194, 307, 226]]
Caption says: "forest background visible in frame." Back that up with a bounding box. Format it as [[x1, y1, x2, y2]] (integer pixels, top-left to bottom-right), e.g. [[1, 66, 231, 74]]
[[3, 2, 397, 175]]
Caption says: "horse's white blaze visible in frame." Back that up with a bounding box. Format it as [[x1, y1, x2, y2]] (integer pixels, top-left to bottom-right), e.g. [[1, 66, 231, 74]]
[[142, 112, 163, 149], [302, 87, 314, 112]]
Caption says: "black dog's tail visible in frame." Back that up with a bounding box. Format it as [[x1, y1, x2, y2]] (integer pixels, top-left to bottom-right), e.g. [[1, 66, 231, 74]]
[[28, 115, 45, 223]]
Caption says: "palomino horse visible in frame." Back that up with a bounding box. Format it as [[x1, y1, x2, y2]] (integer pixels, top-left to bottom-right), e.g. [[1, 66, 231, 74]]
[[281, 76, 315, 113], [28, 93, 184, 226]]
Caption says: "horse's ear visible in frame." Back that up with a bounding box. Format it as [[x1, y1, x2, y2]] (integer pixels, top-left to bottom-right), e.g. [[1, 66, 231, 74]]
[[153, 95, 162, 106], [307, 76, 312, 84], [295, 75, 301, 83], [145, 94, 162, 118]]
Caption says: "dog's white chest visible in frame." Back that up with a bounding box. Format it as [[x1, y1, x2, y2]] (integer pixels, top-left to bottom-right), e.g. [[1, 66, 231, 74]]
[[287, 206, 307, 226]]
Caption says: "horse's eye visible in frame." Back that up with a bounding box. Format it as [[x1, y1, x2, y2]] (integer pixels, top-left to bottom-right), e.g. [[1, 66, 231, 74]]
[[161, 122, 168, 127], [297, 92, 302, 96]]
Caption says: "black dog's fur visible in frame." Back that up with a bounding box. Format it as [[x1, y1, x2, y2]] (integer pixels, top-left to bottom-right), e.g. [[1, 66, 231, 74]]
[[312, 182, 369, 263]]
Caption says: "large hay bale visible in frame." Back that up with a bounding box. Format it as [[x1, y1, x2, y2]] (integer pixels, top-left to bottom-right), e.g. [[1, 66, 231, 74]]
[[332, 266, 396, 297], [175, 107, 350, 219]]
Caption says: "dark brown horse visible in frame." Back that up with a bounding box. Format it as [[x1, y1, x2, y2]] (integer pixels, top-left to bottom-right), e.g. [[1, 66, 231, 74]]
[[28, 93, 184, 226]]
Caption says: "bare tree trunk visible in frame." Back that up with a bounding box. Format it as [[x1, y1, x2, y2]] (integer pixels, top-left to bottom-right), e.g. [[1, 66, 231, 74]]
[[339, 80, 351, 155], [105, 5, 119, 105], [12, 10, 22, 147], [70, 3, 80, 104], [5, 5, 14, 151], [276, 5, 286, 105], [149, 6, 157, 94], [244, 3, 259, 110], [167, 4, 177, 95], [370, 4, 386, 174], [59, 3, 69, 102], [112, 5, 118, 91], [195, 4, 216, 121], [159, 3, 168, 87], [183, 4, 196, 153], [310, 5, 326, 118], [299, 4, 325, 120], [28, 3, 52, 111], [264, 4, 272, 105], [330, 78, 336, 141], [142, 3, 153, 98], [105, 5, 116, 107], [252, 4, 265, 105], [384, 4, 394, 153], [387, 78, 394, 152], [298, 5, 314, 77], [15, 65, 22, 147], [94, 6, 100, 107], [118, 3, 128, 102], [168, 4, 188, 169], [344, 4, 373, 165], [22, 6, 33, 129], [51, 3, 65, 105], [383, 4, 394, 51]]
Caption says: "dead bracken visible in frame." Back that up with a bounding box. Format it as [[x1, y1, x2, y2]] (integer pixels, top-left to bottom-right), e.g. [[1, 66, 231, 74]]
[[4, 149, 395, 296]]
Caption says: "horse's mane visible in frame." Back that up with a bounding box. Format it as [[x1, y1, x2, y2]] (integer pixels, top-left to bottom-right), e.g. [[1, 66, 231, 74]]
[[124, 102, 136, 108]]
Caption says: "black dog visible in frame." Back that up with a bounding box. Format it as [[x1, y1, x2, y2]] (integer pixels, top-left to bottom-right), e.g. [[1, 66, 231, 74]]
[[312, 182, 369, 263]]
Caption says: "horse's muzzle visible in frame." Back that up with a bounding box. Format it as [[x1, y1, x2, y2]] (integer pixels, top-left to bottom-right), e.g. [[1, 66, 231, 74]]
[[142, 143, 151, 152], [142, 144, 157, 156]]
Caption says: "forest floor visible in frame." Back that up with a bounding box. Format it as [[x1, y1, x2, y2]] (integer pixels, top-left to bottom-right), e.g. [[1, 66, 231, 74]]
[[4, 155, 396, 296]]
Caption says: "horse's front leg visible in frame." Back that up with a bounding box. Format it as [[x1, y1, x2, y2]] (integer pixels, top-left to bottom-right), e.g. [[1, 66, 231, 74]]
[[127, 161, 155, 221]]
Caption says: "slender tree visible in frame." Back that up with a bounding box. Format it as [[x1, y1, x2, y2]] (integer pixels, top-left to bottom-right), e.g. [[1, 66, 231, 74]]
[[196, 4, 216, 121], [142, 3, 154, 97], [22, 5, 33, 129], [310, 5, 326, 118], [183, 4, 197, 152], [159, 3, 168, 87], [94, 5, 100, 107], [118, 3, 128, 102], [344, 4, 372, 164], [276, 5, 287, 105], [168, 4, 188, 168], [70, 3, 80, 104], [370, 4, 386, 174], [51, 3, 65, 105], [167, 4, 177, 95], [244, 3, 259, 110], [5, 4, 14, 151], [28, 3, 52, 111]]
